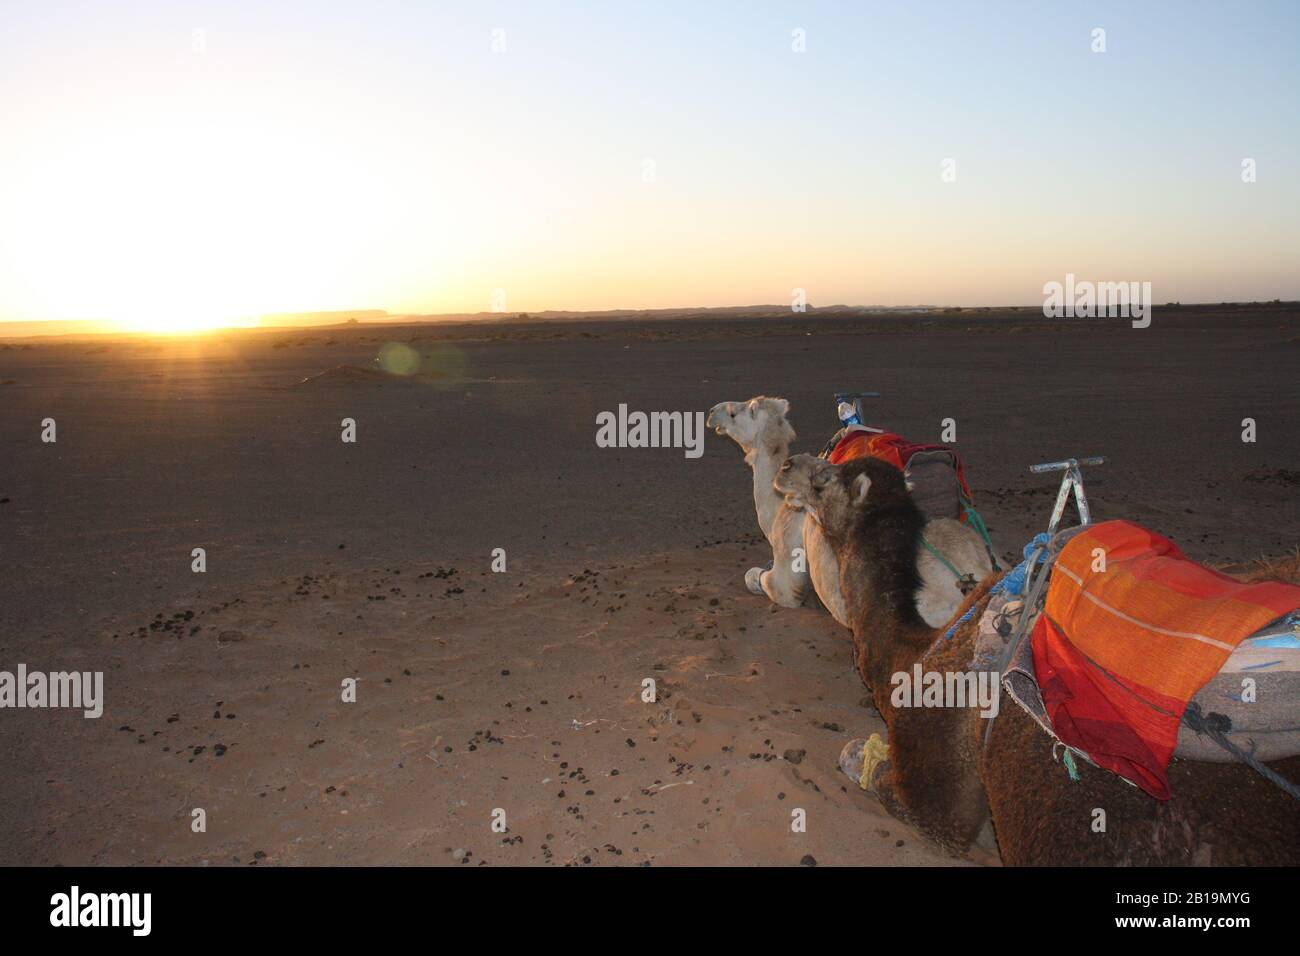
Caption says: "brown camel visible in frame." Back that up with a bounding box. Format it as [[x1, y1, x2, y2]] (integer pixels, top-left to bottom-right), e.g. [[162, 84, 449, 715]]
[[775, 453, 1300, 865]]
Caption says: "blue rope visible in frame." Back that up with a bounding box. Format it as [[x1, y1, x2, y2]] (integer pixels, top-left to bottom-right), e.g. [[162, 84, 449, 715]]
[[940, 531, 1052, 643], [940, 601, 979, 643], [989, 532, 1052, 598]]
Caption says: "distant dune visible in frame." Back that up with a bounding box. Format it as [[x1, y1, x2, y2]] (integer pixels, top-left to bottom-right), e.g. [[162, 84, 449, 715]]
[[258, 310, 391, 328], [3, 300, 1298, 341]]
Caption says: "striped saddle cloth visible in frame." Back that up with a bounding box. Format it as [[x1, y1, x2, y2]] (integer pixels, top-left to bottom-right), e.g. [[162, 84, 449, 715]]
[[1031, 520, 1300, 799]]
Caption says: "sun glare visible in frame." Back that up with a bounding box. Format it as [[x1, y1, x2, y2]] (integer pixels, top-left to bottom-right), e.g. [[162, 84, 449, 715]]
[[111, 313, 245, 335], [6, 109, 385, 334]]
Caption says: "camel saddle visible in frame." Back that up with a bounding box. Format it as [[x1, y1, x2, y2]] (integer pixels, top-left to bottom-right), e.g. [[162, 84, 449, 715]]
[[826, 426, 973, 523], [990, 521, 1300, 800]]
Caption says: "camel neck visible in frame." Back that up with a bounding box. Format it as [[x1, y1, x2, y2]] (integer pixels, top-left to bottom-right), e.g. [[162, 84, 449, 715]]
[[745, 438, 790, 541], [839, 532, 936, 689], [871, 618, 937, 690]]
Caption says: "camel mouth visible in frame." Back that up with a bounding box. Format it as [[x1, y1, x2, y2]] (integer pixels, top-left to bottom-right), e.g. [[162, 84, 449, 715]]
[[772, 473, 805, 506], [774, 459, 819, 511]]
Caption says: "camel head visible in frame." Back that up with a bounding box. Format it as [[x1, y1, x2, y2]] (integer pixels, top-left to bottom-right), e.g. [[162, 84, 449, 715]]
[[707, 396, 795, 455], [775, 454, 913, 542], [774, 453, 844, 527]]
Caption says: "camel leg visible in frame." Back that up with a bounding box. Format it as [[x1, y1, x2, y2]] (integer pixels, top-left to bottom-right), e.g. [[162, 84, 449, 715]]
[[867, 703, 990, 858], [747, 506, 811, 607], [805, 520, 849, 627], [742, 556, 809, 606], [756, 559, 810, 607]]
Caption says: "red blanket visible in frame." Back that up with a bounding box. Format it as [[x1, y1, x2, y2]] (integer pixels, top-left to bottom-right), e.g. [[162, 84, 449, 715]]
[[1032, 520, 1300, 799], [828, 429, 974, 502]]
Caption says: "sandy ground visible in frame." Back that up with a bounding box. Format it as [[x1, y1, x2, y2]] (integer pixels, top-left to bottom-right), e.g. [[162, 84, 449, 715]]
[[1, 305, 1297, 865]]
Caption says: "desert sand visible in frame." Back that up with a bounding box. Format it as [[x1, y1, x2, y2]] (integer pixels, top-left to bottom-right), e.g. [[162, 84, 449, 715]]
[[1, 304, 1297, 865]]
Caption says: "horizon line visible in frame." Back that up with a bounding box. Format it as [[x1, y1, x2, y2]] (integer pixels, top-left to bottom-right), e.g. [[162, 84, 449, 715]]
[[11, 295, 1300, 323], [3, 298, 1298, 341]]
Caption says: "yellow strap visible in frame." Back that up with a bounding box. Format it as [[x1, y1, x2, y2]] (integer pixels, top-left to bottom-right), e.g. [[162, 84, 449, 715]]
[[858, 733, 890, 791]]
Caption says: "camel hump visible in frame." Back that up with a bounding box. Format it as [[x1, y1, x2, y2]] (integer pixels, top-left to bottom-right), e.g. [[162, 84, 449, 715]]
[[902, 450, 964, 522]]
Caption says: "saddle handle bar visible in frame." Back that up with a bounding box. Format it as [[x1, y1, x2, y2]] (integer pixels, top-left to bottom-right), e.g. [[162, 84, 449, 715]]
[[833, 391, 881, 401], [1030, 456, 1106, 474]]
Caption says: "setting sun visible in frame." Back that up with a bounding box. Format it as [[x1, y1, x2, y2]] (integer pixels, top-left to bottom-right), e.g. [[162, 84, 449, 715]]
[[6, 115, 363, 333]]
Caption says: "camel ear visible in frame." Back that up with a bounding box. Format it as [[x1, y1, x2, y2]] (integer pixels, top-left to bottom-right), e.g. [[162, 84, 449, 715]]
[[772, 397, 790, 416], [852, 473, 873, 506]]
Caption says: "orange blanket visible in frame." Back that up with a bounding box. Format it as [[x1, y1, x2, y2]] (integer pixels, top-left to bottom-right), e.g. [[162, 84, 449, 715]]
[[828, 429, 974, 502], [1032, 520, 1300, 799]]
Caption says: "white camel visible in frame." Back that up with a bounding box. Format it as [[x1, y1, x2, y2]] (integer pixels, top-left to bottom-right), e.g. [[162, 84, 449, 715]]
[[707, 396, 993, 628]]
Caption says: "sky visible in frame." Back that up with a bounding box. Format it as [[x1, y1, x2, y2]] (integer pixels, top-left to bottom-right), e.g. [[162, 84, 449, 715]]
[[1, 1, 1297, 330]]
